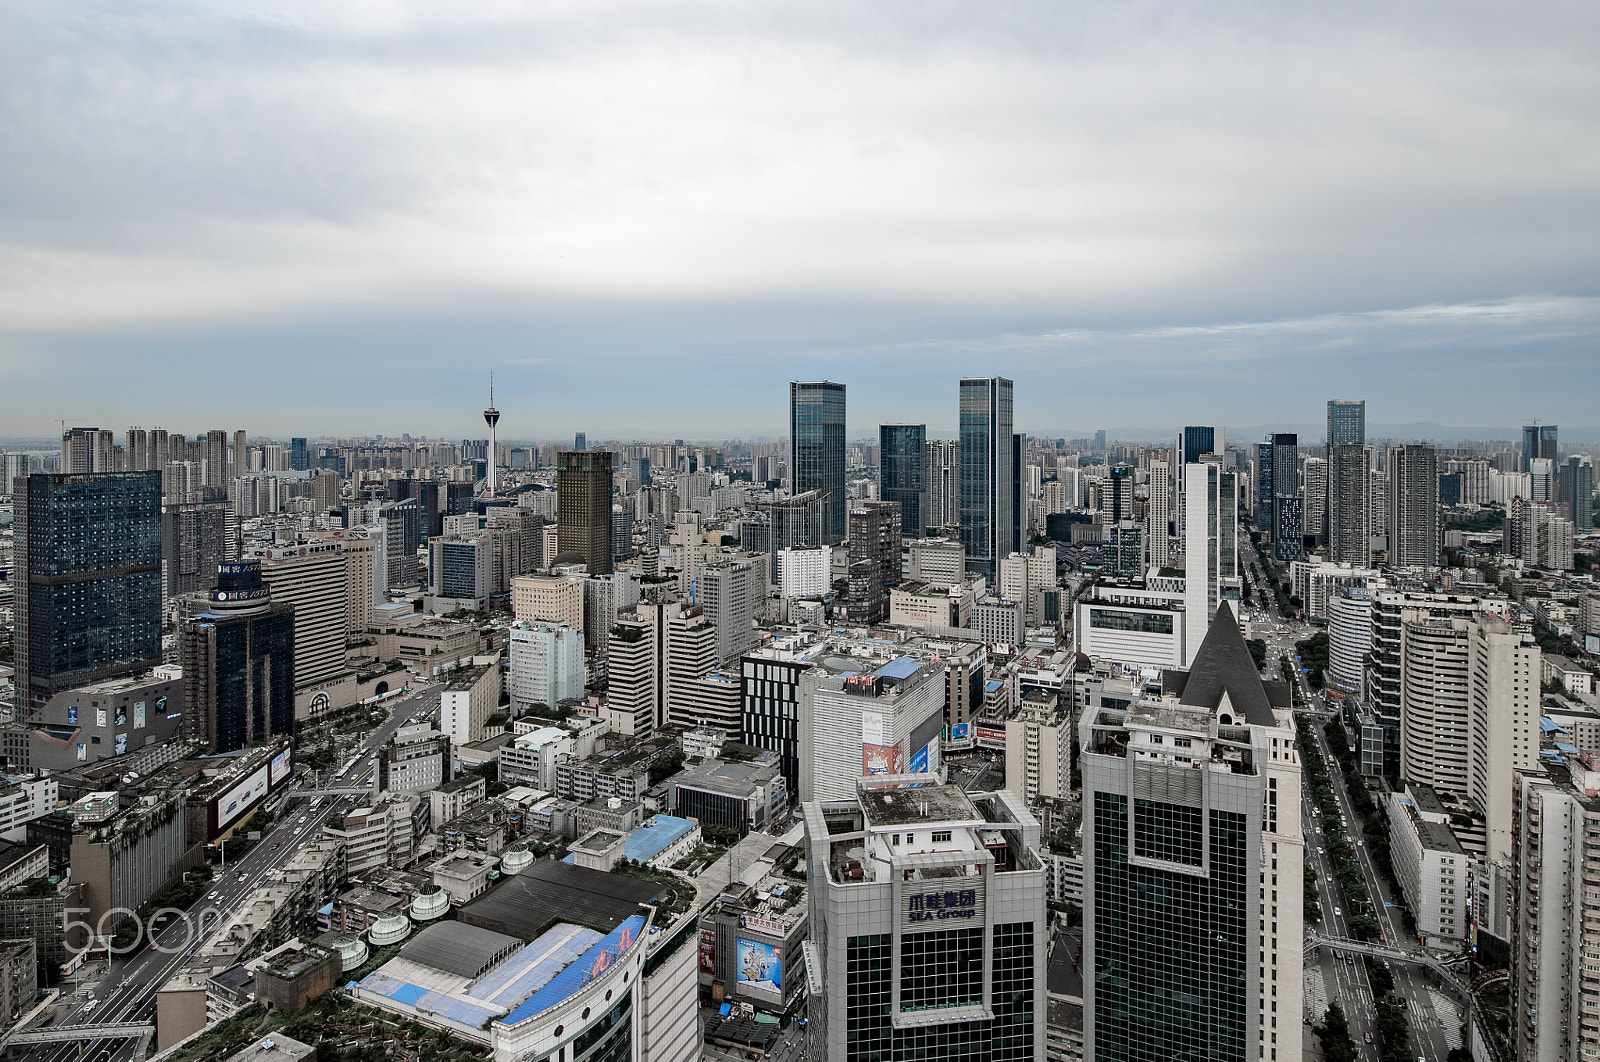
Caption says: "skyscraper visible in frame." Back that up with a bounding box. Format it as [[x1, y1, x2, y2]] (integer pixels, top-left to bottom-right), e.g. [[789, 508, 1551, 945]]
[[573, 431, 587, 452], [557, 450, 613, 575], [845, 500, 902, 624], [1327, 445, 1371, 566], [61, 427, 115, 474], [1081, 603, 1303, 1062], [924, 438, 960, 530], [13, 471, 163, 719], [1326, 399, 1366, 448], [1182, 459, 1239, 665], [1173, 425, 1222, 543], [161, 501, 234, 602], [1560, 455, 1594, 531], [1254, 441, 1274, 531], [289, 437, 309, 472], [1521, 423, 1558, 473], [959, 376, 1016, 577], [1387, 444, 1439, 567], [204, 429, 229, 490], [180, 560, 296, 753], [879, 423, 926, 537], [789, 381, 847, 545], [1270, 433, 1303, 561]]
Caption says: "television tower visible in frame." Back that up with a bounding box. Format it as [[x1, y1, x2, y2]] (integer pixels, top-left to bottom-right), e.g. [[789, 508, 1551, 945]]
[[483, 374, 500, 498]]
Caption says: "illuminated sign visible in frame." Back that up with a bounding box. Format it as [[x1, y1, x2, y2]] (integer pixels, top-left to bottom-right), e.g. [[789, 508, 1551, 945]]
[[863, 742, 901, 775], [67, 706, 78, 726], [699, 927, 717, 974], [908, 889, 978, 922], [908, 743, 930, 775], [114, 734, 128, 755], [269, 749, 292, 787], [740, 914, 786, 936]]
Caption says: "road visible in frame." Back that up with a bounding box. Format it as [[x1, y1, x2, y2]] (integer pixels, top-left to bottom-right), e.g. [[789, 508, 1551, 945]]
[[1245, 537, 1464, 1062], [20, 681, 441, 1062]]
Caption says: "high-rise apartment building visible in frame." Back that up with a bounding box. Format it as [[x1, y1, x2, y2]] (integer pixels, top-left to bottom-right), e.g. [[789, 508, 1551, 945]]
[[845, 501, 902, 624], [13, 472, 163, 719], [557, 450, 613, 575], [1147, 459, 1174, 567], [1521, 423, 1558, 473], [924, 438, 960, 530], [959, 376, 1017, 577], [1387, 444, 1439, 567], [1322, 403, 1365, 549], [289, 437, 309, 472], [790, 381, 847, 545], [1327, 444, 1371, 566], [879, 424, 926, 537], [699, 556, 764, 664], [1467, 617, 1540, 863], [203, 429, 229, 490], [1302, 457, 1326, 549], [1560, 455, 1595, 531], [161, 501, 233, 603], [60, 428, 116, 474], [1081, 604, 1303, 1062], [1270, 433, 1303, 562], [180, 560, 296, 753], [1182, 459, 1239, 666], [802, 780, 1047, 1062]]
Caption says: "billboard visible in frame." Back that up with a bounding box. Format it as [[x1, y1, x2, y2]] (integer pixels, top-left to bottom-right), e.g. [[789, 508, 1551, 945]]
[[861, 710, 885, 747], [134, 701, 146, 729], [114, 734, 128, 756], [269, 748, 293, 787], [115, 704, 126, 727], [863, 742, 902, 775], [736, 939, 781, 993], [67, 706, 78, 726], [96, 709, 107, 728], [699, 927, 717, 974], [1588, 633, 1599, 656], [975, 726, 1007, 750], [908, 742, 930, 775], [214, 764, 271, 832]]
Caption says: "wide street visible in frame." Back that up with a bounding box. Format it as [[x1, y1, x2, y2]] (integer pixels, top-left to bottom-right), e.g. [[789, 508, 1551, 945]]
[[1244, 536, 1465, 1062], [16, 681, 440, 1062]]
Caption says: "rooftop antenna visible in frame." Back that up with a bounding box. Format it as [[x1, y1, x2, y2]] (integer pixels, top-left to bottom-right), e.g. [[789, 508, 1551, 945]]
[[483, 373, 501, 498]]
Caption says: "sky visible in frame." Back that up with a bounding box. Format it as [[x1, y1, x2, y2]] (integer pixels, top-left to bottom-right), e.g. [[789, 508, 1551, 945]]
[[2, 1, 1598, 443]]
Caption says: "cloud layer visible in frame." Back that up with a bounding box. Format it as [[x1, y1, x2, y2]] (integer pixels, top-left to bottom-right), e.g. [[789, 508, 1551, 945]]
[[2, 1, 1597, 436]]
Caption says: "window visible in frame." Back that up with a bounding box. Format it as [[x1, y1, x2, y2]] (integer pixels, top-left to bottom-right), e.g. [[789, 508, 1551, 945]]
[[892, 833, 900, 846], [932, 831, 952, 844]]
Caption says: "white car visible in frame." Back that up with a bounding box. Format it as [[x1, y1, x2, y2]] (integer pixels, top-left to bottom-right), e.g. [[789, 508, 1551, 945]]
[[1334, 908, 1342, 917]]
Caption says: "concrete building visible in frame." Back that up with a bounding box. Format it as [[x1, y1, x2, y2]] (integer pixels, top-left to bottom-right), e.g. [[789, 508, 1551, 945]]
[[971, 598, 1026, 648], [508, 621, 585, 711], [557, 450, 613, 575], [252, 539, 357, 715], [429, 535, 493, 607], [1182, 459, 1240, 667], [700, 556, 764, 664], [378, 724, 451, 793], [845, 501, 903, 625], [667, 752, 789, 834], [890, 581, 970, 630], [511, 572, 585, 632], [799, 655, 943, 802], [1387, 444, 1439, 567], [775, 545, 829, 600], [1079, 603, 1303, 1062], [803, 779, 1047, 1062], [1005, 690, 1072, 803], [439, 660, 502, 747], [161, 501, 233, 603], [905, 538, 967, 584], [1385, 786, 1468, 947], [322, 794, 420, 874]]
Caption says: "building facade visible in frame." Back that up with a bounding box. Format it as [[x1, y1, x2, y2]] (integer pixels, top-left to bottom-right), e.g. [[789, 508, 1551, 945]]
[[790, 381, 847, 546]]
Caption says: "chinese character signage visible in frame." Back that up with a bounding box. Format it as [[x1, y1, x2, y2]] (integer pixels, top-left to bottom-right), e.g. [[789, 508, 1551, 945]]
[[907, 888, 978, 922]]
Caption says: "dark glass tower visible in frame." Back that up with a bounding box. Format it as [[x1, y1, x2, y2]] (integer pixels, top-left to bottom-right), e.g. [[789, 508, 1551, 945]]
[[790, 381, 847, 545], [959, 377, 1015, 577], [13, 472, 162, 719], [1522, 424, 1558, 473], [1269, 433, 1303, 562], [289, 437, 309, 471], [1326, 400, 1366, 448], [557, 450, 614, 574], [1562, 456, 1595, 531], [181, 561, 296, 753], [879, 423, 926, 537]]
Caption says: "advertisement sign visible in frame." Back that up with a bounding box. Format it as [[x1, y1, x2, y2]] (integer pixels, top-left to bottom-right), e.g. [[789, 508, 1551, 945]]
[[1588, 633, 1600, 656], [975, 726, 1006, 749], [215, 765, 271, 832], [269, 749, 293, 787], [741, 915, 785, 936], [67, 706, 78, 726], [861, 710, 885, 747], [159, 696, 177, 720], [736, 939, 781, 992], [863, 742, 902, 775], [134, 702, 146, 729], [951, 723, 970, 740], [96, 709, 107, 728], [115, 704, 126, 727], [908, 742, 930, 775], [907, 888, 978, 923], [76, 744, 87, 761], [114, 734, 127, 756], [699, 927, 717, 974]]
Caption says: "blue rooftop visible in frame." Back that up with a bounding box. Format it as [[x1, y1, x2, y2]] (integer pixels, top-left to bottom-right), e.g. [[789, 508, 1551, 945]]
[[500, 915, 647, 1026], [1541, 716, 1567, 733], [874, 657, 921, 682]]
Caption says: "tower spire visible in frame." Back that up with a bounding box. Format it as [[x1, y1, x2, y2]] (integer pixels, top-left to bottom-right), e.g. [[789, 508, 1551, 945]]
[[483, 373, 501, 498]]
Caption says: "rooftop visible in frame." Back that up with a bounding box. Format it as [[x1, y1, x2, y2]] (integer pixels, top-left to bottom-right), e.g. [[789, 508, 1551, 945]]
[[1169, 602, 1277, 727], [859, 782, 980, 828], [457, 858, 668, 941], [442, 663, 494, 694], [401, 921, 524, 979]]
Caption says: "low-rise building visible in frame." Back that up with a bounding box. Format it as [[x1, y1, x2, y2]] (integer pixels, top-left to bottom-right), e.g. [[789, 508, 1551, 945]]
[[0, 938, 37, 1032], [378, 724, 451, 793], [496, 726, 574, 790], [322, 795, 420, 874], [429, 774, 486, 826], [668, 753, 788, 835], [430, 852, 496, 904], [438, 658, 503, 747]]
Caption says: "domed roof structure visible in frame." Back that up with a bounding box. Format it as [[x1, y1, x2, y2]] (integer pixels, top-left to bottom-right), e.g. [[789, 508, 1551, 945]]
[[328, 934, 370, 972], [500, 843, 535, 876], [410, 884, 450, 922], [367, 912, 412, 947]]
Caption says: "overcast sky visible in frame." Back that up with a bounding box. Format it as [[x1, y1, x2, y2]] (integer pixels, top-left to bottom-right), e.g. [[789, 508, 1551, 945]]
[[2, 1, 1597, 442]]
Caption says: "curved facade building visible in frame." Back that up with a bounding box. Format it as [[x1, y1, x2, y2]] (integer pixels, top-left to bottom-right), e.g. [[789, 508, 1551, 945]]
[[1326, 587, 1373, 694]]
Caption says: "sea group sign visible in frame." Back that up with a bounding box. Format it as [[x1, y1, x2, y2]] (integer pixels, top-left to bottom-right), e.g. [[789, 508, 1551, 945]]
[[907, 888, 978, 923]]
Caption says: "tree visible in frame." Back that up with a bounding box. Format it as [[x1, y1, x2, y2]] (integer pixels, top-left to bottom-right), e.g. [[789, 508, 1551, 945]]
[[1316, 1002, 1359, 1062]]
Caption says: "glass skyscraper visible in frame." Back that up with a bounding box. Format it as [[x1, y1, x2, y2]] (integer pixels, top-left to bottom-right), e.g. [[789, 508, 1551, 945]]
[[1522, 424, 1558, 473], [959, 377, 1016, 577], [879, 423, 926, 538], [1326, 400, 1366, 447], [790, 381, 847, 545], [13, 471, 163, 719], [181, 560, 296, 753]]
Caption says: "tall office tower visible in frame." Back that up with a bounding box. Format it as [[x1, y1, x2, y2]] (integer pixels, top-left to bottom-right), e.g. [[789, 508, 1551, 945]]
[[1253, 441, 1274, 531], [798, 655, 942, 801], [429, 536, 492, 602], [509, 620, 585, 710], [1147, 459, 1174, 566], [253, 540, 350, 695], [557, 450, 614, 575], [1082, 605, 1304, 1062], [1511, 760, 1600, 1062], [879, 424, 926, 537], [573, 431, 587, 452], [740, 651, 811, 794], [231, 429, 248, 482], [1327, 444, 1371, 565], [790, 381, 847, 545], [312, 470, 341, 512], [1521, 423, 1558, 473], [700, 556, 763, 664], [924, 438, 960, 530], [179, 560, 295, 753], [606, 608, 663, 737], [1561, 455, 1595, 531], [13, 472, 163, 719], [1302, 457, 1326, 549], [204, 429, 228, 489], [1108, 464, 1133, 523], [802, 780, 1047, 1062], [1387, 444, 1439, 567], [1174, 425, 1222, 540], [1326, 399, 1366, 448], [482, 378, 501, 497], [1528, 458, 1556, 504], [61, 427, 116, 473], [1269, 433, 1303, 561], [379, 499, 423, 588], [666, 606, 736, 732], [289, 437, 309, 472], [845, 501, 903, 624], [959, 376, 1016, 577], [161, 501, 233, 602], [390, 478, 443, 537], [1182, 460, 1239, 667]]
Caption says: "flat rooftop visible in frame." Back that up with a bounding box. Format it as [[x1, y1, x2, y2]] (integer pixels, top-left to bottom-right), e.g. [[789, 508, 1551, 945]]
[[859, 783, 980, 829], [442, 663, 494, 693], [456, 858, 668, 941]]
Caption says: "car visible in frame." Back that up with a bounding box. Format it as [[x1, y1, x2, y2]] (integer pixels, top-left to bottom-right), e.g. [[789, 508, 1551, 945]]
[[83, 1000, 98, 1013], [1327, 875, 1334, 883], [1345, 954, 1354, 965], [1364, 1033, 1373, 1044], [208, 891, 220, 900], [271, 842, 281, 850], [1334, 908, 1342, 917]]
